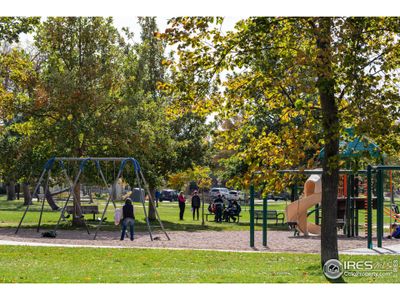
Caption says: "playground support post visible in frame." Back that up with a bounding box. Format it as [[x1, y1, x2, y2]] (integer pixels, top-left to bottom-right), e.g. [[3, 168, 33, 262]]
[[390, 183, 394, 231], [367, 165, 373, 249], [315, 204, 320, 225], [92, 165, 122, 240], [262, 196, 267, 247], [250, 183, 255, 248], [377, 169, 384, 248], [15, 168, 47, 234], [201, 188, 205, 226], [346, 174, 351, 237], [350, 174, 355, 237], [139, 169, 170, 241], [37, 170, 51, 232]]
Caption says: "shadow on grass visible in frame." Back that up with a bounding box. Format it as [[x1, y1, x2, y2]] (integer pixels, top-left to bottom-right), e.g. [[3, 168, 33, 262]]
[[12, 218, 289, 233], [0, 207, 56, 213]]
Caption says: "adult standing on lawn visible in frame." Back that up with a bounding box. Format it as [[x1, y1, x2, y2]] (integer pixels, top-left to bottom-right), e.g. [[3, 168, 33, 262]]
[[191, 190, 201, 221], [155, 190, 160, 207], [213, 194, 224, 223], [178, 191, 186, 220], [120, 198, 135, 241]]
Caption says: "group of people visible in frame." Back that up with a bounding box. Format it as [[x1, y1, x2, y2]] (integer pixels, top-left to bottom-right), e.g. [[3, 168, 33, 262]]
[[177, 191, 241, 223], [178, 191, 201, 221], [208, 194, 241, 223]]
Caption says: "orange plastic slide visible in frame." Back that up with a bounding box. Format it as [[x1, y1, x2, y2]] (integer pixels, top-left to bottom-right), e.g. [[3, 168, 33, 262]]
[[285, 173, 322, 236], [384, 207, 400, 222]]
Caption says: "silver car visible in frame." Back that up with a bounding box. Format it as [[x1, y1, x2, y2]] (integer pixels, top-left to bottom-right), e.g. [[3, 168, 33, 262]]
[[227, 190, 245, 201], [209, 187, 230, 200]]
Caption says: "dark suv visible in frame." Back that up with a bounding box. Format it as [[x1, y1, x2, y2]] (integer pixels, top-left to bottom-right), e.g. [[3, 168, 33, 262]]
[[266, 191, 290, 201], [160, 189, 178, 202]]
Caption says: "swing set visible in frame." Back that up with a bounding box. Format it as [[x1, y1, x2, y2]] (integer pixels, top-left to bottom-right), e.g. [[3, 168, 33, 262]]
[[15, 157, 170, 241]]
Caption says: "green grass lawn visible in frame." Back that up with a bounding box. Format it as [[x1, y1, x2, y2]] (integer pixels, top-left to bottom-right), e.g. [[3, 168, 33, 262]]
[[0, 245, 398, 283], [1, 195, 399, 284], [1, 195, 398, 235], [0, 195, 289, 232], [0, 246, 400, 283]]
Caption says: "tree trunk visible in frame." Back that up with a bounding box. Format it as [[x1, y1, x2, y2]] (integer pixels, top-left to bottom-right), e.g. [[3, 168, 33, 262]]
[[6, 181, 16, 201], [45, 189, 60, 211], [148, 189, 156, 221], [316, 17, 340, 267], [112, 183, 117, 202], [88, 187, 93, 204], [22, 182, 32, 205], [72, 181, 84, 226], [16, 183, 20, 200]]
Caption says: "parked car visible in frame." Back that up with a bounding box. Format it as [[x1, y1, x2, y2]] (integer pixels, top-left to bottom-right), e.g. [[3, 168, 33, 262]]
[[227, 190, 246, 201], [266, 191, 290, 201], [160, 189, 178, 202], [209, 187, 230, 200]]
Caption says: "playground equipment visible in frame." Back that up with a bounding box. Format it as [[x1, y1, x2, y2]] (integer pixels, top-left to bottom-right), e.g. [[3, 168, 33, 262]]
[[280, 165, 400, 250], [285, 171, 379, 237], [384, 205, 400, 222], [15, 157, 170, 241], [248, 132, 400, 249], [286, 174, 322, 236]]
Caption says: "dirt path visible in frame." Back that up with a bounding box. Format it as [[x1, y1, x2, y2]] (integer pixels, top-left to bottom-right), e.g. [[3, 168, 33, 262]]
[[1, 228, 398, 253]]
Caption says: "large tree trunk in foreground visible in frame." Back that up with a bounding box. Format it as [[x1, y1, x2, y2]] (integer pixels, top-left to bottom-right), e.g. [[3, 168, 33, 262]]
[[6, 181, 16, 200], [22, 182, 32, 205], [316, 17, 340, 266]]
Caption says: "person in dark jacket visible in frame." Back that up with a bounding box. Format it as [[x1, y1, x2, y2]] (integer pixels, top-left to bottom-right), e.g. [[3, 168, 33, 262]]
[[388, 223, 400, 239], [178, 191, 186, 220], [155, 190, 160, 207], [223, 200, 233, 222], [191, 191, 201, 220], [225, 200, 241, 222], [213, 194, 224, 223], [120, 198, 135, 241]]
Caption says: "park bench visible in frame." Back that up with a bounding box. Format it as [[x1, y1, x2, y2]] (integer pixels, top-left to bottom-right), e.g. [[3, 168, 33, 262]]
[[254, 210, 285, 225], [205, 212, 242, 223], [205, 212, 215, 221], [65, 205, 99, 221]]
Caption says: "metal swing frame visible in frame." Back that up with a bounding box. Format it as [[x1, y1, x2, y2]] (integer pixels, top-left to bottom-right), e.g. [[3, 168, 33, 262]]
[[15, 157, 170, 241]]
